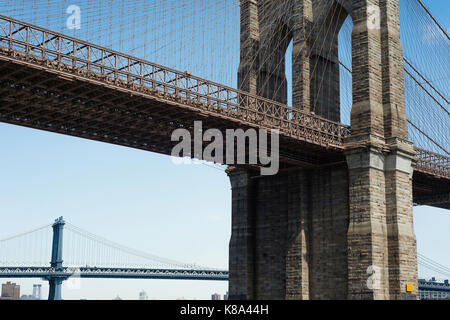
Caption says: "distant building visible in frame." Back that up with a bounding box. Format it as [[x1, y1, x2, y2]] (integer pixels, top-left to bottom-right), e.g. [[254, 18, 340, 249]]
[[33, 284, 42, 300], [1, 282, 20, 300], [224, 291, 229, 300], [19, 284, 41, 300], [419, 278, 450, 300], [211, 293, 221, 300], [139, 290, 148, 300]]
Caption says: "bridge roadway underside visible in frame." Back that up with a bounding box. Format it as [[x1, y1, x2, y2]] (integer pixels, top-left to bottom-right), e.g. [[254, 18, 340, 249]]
[[0, 58, 343, 166], [0, 58, 448, 210]]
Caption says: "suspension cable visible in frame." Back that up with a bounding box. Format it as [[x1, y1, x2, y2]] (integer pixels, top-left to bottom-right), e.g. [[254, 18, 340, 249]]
[[416, 0, 450, 40], [407, 119, 449, 155], [403, 57, 449, 106], [0, 224, 52, 242]]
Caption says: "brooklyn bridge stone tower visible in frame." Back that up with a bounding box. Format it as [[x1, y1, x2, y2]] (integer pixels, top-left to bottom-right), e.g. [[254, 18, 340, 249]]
[[227, 0, 418, 299]]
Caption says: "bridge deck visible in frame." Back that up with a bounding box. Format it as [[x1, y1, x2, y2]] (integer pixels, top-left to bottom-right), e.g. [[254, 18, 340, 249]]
[[0, 266, 229, 281], [0, 15, 448, 208]]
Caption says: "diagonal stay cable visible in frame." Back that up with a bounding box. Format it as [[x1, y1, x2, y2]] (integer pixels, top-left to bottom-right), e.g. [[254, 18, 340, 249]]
[[416, 0, 449, 40], [418, 253, 450, 273]]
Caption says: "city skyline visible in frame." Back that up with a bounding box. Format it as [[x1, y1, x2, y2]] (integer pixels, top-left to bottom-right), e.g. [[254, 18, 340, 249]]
[[0, 277, 230, 300], [2, 277, 449, 300]]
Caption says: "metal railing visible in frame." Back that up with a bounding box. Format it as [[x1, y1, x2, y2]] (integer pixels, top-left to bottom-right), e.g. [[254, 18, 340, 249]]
[[415, 148, 450, 179], [0, 14, 448, 179], [0, 266, 229, 281], [0, 14, 350, 149]]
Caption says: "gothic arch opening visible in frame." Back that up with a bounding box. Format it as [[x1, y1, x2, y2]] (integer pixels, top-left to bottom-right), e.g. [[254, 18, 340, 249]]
[[285, 39, 294, 107], [309, 0, 351, 122], [259, 22, 293, 105], [338, 14, 353, 125]]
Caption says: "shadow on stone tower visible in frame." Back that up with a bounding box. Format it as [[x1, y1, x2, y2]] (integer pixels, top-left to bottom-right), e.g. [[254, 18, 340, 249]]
[[228, 0, 418, 300]]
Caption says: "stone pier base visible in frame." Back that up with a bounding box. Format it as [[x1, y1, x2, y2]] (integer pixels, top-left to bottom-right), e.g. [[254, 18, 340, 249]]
[[227, 153, 418, 300], [227, 165, 349, 300]]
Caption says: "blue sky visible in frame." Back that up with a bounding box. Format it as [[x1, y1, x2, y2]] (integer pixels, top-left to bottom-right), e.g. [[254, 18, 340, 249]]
[[0, 0, 449, 300], [0, 124, 231, 299]]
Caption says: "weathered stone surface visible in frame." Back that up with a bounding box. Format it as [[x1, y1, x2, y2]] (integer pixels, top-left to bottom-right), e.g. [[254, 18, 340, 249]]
[[227, 165, 349, 300], [231, 0, 417, 300]]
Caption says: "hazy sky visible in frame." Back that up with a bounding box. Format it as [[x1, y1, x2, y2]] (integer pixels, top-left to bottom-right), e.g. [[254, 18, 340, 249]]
[[0, 0, 449, 300]]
